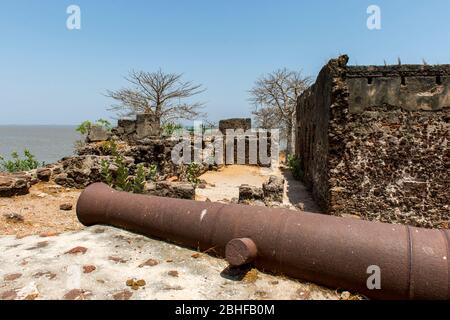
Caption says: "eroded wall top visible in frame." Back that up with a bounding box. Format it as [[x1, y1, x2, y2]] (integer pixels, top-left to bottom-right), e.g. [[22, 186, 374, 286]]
[[346, 64, 450, 112]]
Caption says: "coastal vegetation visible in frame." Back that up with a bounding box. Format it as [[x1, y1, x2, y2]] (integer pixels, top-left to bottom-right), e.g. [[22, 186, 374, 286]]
[[76, 119, 112, 135], [99, 140, 157, 194], [161, 122, 183, 136], [0, 149, 42, 173], [186, 163, 201, 186]]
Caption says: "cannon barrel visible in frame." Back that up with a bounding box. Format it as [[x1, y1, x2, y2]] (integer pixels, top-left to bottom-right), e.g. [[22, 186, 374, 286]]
[[76, 183, 450, 300]]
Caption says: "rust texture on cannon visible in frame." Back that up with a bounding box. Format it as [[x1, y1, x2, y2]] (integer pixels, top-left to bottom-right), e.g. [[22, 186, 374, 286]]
[[76, 183, 450, 300]]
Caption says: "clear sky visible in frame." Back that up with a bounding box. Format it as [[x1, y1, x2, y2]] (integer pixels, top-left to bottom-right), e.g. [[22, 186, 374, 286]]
[[1, 0, 449, 125]]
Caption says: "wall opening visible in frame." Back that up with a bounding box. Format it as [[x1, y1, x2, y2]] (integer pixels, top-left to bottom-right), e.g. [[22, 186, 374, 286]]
[[401, 76, 406, 86], [367, 77, 373, 85], [436, 75, 442, 85]]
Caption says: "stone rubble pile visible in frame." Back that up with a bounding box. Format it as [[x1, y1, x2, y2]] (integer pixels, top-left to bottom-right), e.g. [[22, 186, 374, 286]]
[[238, 175, 294, 210]]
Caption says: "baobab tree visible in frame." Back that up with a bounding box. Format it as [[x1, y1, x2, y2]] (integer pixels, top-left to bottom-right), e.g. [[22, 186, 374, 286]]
[[106, 69, 206, 125], [249, 68, 311, 155]]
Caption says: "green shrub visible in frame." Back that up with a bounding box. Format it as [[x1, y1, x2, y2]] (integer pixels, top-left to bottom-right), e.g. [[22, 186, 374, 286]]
[[101, 140, 119, 156], [99, 140, 156, 194], [114, 154, 132, 192], [76, 120, 92, 135], [186, 163, 201, 186], [162, 122, 183, 136], [76, 119, 112, 135], [100, 159, 113, 186], [287, 154, 304, 180], [132, 163, 147, 194], [0, 149, 42, 172], [147, 164, 157, 182], [96, 119, 112, 131]]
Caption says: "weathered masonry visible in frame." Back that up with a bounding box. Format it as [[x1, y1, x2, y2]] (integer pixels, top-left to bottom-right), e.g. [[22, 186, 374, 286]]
[[296, 55, 449, 228]]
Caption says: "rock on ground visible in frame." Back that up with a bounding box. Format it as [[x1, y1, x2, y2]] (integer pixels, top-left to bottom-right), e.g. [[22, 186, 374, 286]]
[[0, 173, 32, 197]]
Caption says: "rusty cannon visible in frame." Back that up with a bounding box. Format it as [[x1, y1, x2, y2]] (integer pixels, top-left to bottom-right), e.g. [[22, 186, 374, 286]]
[[76, 183, 450, 300]]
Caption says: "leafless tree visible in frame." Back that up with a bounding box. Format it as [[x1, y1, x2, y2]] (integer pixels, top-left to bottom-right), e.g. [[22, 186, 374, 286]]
[[249, 68, 311, 155], [106, 69, 206, 125], [252, 106, 280, 130]]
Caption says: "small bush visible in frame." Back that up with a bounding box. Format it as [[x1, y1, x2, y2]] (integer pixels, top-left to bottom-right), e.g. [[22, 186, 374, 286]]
[[186, 163, 201, 186], [287, 155, 304, 180], [132, 163, 147, 194], [162, 122, 183, 136], [114, 154, 132, 192], [99, 141, 155, 194], [96, 119, 112, 131], [147, 164, 157, 182], [100, 159, 113, 186], [76, 119, 112, 135], [101, 140, 119, 155], [0, 149, 43, 172], [76, 121, 92, 135]]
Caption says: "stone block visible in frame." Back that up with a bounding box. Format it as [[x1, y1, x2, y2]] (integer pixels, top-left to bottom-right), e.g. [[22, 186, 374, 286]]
[[36, 168, 51, 182], [117, 119, 136, 135], [0, 173, 31, 197], [87, 125, 110, 142], [262, 176, 285, 203], [152, 181, 195, 200], [238, 184, 263, 202], [136, 114, 160, 139], [219, 118, 251, 134]]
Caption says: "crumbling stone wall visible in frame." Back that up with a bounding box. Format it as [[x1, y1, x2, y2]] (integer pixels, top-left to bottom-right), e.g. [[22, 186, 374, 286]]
[[296, 55, 450, 228], [296, 63, 335, 209], [110, 113, 160, 143], [219, 118, 252, 134]]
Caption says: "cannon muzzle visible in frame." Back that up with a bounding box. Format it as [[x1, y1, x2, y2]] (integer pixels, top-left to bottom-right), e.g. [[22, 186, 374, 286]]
[[76, 183, 450, 300]]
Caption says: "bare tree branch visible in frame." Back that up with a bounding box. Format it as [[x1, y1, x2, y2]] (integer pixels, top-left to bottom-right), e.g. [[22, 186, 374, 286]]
[[106, 69, 206, 125], [249, 68, 311, 154]]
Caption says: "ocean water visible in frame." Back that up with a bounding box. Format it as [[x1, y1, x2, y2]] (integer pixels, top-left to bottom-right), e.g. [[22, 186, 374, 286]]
[[0, 125, 82, 165]]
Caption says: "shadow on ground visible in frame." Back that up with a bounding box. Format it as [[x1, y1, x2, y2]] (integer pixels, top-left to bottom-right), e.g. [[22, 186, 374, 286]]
[[281, 169, 323, 213]]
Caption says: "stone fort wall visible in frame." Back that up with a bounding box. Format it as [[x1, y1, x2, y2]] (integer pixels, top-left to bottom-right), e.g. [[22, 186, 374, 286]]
[[296, 55, 449, 228]]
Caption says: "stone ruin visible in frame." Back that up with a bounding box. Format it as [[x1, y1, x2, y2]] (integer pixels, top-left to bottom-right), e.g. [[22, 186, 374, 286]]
[[0, 113, 279, 199], [87, 113, 161, 143], [0, 114, 201, 199], [218, 118, 274, 166], [56, 113, 205, 198], [296, 55, 449, 228], [218, 118, 252, 133]]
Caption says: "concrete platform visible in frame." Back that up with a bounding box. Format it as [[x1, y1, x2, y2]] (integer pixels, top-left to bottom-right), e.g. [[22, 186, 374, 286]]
[[0, 226, 340, 300]]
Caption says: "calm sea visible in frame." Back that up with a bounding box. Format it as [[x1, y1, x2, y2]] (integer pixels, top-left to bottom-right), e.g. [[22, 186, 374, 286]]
[[0, 125, 82, 165]]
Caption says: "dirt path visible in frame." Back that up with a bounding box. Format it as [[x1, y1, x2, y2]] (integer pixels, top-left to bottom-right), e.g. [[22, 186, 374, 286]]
[[196, 165, 271, 202], [196, 165, 321, 213], [282, 169, 322, 213]]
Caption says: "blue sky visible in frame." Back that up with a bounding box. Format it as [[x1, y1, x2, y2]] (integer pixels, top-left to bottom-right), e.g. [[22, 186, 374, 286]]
[[1, 0, 449, 125]]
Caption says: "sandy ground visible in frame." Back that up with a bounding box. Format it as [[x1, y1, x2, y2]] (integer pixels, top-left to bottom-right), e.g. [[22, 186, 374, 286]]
[[196, 165, 321, 213], [0, 182, 83, 238], [0, 166, 358, 300], [196, 165, 271, 202]]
